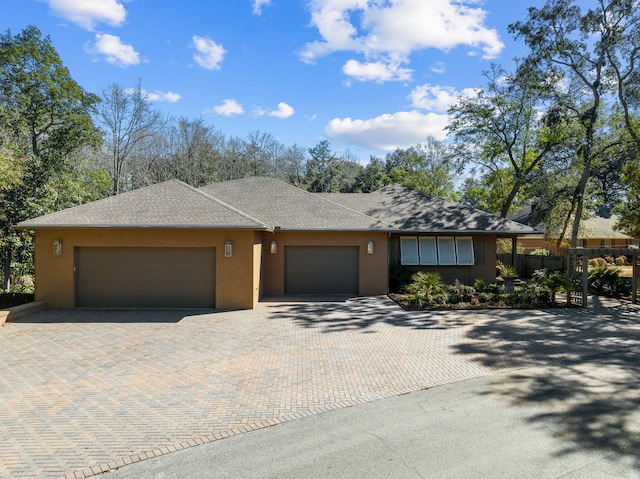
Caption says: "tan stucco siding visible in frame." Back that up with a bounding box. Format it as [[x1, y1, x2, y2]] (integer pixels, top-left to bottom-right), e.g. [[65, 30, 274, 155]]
[[259, 231, 389, 297], [33, 228, 258, 310], [253, 232, 263, 308]]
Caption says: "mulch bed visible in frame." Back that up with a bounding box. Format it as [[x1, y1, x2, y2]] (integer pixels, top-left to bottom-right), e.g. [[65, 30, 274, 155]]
[[388, 293, 580, 311]]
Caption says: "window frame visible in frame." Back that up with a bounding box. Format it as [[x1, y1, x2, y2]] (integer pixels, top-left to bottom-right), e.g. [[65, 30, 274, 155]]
[[418, 237, 438, 265], [400, 236, 419, 265], [399, 235, 477, 266], [436, 237, 457, 265], [455, 237, 475, 265]]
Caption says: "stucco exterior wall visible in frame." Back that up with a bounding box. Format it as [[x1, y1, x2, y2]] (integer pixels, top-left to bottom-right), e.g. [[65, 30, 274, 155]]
[[259, 231, 389, 297], [33, 228, 258, 310], [389, 234, 497, 286]]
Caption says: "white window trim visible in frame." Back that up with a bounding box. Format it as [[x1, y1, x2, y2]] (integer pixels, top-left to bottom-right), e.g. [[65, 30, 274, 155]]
[[455, 237, 475, 265], [399, 235, 476, 266], [437, 237, 457, 265], [419, 237, 438, 265], [400, 236, 419, 265]]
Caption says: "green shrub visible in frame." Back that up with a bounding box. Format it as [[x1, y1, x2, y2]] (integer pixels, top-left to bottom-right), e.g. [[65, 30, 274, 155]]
[[485, 282, 504, 294], [497, 261, 517, 277], [589, 257, 608, 268], [449, 280, 476, 303], [588, 266, 624, 296], [406, 272, 446, 307], [477, 292, 493, 303], [531, 268, 573, 304], [615, 255, 629, 266], [473, 278, 486, 292], [512, 284, 539, 305], [530, 248, 551, 256]]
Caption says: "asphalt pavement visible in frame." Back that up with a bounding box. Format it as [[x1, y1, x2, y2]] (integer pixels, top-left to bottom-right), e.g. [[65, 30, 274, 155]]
[[103, 350, 640, 479]]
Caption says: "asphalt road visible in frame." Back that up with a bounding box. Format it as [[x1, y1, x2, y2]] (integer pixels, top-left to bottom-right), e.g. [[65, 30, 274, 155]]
[[103, 351, 640, 479]]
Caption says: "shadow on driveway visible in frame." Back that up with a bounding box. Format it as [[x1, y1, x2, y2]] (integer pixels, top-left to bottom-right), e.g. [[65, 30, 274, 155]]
[[453, 295, 640, 463], [10, 308, 215, 324], [262, 295, 444, 332]]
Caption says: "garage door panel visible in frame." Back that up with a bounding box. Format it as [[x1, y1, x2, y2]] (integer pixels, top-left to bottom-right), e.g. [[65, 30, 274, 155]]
[[285, 246, 358, 295], [76, 247, 215, 308]]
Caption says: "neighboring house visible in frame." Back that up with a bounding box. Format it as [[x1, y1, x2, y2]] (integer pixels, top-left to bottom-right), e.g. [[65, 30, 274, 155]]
[[511, 205, 634, 255], [15, 177, 535, 310]]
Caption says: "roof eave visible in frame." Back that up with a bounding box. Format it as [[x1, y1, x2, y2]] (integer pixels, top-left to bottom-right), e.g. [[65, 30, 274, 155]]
[[394, 229, 539, 235], [13, 224, 269, 230]]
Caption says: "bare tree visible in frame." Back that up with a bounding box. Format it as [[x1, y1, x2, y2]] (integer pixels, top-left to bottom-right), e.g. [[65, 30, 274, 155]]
[[97, 81, 164, 194]]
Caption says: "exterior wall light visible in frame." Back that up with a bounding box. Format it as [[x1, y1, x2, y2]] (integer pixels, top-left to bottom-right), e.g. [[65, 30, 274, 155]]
[[53, 240, 63, 256], [270, 240, 277, 254], [367, 241, 374, 255], [224, 241, 233, 257]]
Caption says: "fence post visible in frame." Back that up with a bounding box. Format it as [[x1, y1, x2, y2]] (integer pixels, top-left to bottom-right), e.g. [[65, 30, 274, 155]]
[[582, 254, 589, 308]]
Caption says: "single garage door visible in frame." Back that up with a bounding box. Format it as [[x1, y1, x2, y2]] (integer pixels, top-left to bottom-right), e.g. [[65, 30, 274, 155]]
[[285, 246, 358, 295], [75, 247, 215, 308]]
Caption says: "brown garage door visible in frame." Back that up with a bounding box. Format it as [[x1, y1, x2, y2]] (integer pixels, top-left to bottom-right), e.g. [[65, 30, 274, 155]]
[[285, 246, 358, 295], [75, 247, 215, 308]]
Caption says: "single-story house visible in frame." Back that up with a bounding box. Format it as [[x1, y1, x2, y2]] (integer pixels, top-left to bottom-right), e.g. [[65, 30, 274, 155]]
[[511, 205, 634, 256], [15, 177, 535, 310]]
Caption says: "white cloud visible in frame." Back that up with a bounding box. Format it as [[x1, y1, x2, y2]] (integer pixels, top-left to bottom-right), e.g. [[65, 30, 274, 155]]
[[192, 35, 226, 70], [409, 84, 478, 112], [209, 99, 245, 116], [123, 88, 180, 103], [342, 59, 412, 83], [431, 61, 446, 74], [325, 110, 449, 151], [268, 102, 295, 119], [45, 0, 127, 30], [254, 102, 295, 119], [87, 34, 140, 67], [252, 0, 271, 15], [145, 90, 181, 103], [301, 0, 504, 82]]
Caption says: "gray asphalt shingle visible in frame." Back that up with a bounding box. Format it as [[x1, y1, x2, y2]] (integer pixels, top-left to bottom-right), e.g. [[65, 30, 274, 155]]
[[320, 184, 537, 234], [199, 177, 391, 231], [16, 180, 266, 229], [16, 177, 535, 235]]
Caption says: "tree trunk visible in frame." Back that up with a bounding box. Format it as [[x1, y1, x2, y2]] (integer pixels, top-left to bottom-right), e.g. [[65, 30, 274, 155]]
[[570, 159, 591, 248]]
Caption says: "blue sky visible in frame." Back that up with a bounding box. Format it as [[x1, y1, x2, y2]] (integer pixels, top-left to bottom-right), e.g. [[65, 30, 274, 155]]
[[2, 0, 548, 160]]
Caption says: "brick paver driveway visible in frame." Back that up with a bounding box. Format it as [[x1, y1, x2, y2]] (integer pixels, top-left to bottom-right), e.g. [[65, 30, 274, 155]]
[[1, 295, 639, 478]]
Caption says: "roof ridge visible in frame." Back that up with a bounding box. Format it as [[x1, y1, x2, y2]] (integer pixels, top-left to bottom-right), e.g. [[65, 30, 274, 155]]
[[175, 179, 269, 229], [202, 176, 389, 222], [307, 190, 396, 230], [381, 183, 533, 226]]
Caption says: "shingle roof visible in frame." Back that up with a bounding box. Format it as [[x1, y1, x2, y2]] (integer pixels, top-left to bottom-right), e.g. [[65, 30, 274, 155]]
[[199, 177, 391, 231], [319, 184, 537, 234], [16, 177, 536, 235], [16, 180, 266, 229], [511, 205, 631, 239]]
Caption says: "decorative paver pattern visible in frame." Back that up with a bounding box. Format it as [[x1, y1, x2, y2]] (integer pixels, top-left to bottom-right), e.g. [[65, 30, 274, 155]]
[[1, 296, 638, 478]]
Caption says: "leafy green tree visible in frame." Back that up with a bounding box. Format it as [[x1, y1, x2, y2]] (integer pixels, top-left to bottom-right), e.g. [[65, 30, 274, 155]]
[[352, 157, 390, 192], [385, 138, 462, 201], [510, 0, 640, 246], [302, 140, 362, 192], [614, 159, 640, 237], [0, 26, 101, 290], [447, 63, 567, 217]]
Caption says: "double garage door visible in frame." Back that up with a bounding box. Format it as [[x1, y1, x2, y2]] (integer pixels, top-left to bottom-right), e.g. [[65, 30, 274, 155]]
[[285, 246, 358, 295], [75, 247, 215, 308]]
